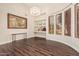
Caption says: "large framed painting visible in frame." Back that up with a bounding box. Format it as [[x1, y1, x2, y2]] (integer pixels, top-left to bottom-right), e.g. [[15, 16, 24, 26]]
[[64, 8, 71, 36], [75, 4, 79, 38], [48, 16, 54, 34], [8, 13, 27, 29], [56, 13, 62, 34]]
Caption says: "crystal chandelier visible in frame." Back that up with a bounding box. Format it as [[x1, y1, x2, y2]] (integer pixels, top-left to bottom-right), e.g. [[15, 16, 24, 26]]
[[30, 7, 40, 16]]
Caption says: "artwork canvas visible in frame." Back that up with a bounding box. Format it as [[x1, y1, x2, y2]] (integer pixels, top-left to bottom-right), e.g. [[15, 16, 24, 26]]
[[49, 16, 54, 34], [8, 13, 27, 29], [75, 4, 79, 38], [56, 13, 62, 34], [64, 8, 71, 36]]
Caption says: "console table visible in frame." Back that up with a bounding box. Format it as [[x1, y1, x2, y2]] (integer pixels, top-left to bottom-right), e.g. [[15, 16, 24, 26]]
[[12, 33, 27, 42]]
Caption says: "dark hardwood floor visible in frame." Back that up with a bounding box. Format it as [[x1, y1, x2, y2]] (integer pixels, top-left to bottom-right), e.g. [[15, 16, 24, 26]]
[[0, 37, 79, 56]]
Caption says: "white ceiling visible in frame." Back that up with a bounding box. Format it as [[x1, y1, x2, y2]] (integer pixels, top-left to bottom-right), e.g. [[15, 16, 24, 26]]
[[25, 3, 70, 7], [24, 3, 71, 16], [25, 3, 70, 12]]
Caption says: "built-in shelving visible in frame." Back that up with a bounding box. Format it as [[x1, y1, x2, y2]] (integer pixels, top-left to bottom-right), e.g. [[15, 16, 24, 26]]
[[34, 19, 46, 37]]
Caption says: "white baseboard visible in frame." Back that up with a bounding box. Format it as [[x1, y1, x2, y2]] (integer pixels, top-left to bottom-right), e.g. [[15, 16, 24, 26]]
[[0, 40, 12, 45]]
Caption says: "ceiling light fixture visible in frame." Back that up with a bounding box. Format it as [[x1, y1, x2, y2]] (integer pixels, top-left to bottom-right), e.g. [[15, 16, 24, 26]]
[[30, 7, 40, 16]]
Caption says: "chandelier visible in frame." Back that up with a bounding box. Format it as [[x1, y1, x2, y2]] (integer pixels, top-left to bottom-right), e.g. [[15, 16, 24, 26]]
[[30, 7, 41, 16]]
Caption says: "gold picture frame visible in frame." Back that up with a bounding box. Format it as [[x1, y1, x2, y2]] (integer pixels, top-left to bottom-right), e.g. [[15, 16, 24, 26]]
[[8, 13, 27, 29]]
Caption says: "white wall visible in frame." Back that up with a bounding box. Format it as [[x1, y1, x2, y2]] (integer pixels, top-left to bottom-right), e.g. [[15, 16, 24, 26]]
[[0, 3, 34, 45]]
